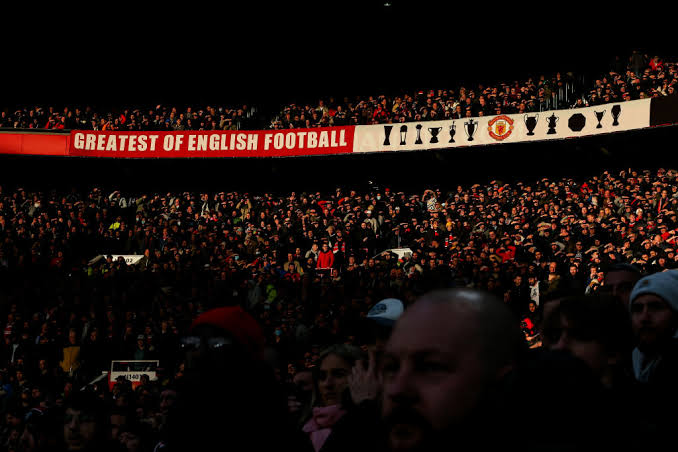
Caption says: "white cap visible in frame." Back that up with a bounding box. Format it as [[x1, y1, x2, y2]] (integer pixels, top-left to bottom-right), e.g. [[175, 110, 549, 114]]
[[367, 298, 404, 327]]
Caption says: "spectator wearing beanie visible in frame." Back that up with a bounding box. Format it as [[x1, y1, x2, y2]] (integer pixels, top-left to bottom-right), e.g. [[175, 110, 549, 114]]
[[628, 270, 678, 434], [629, 270, 678, 384], [164, 306, 297, 451]]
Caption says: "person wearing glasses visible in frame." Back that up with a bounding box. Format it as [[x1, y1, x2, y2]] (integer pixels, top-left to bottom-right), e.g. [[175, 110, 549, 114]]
[[165, 306, 294, 451]]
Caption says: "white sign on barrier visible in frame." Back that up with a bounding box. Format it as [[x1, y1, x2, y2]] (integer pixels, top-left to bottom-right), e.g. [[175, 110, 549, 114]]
[[108, 360, 159, 390], [353, 99, 652, 153], [88, 254, 145, 266]]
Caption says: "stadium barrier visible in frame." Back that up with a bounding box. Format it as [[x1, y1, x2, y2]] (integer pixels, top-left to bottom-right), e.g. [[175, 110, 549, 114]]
[[0, 98, 675, 158]]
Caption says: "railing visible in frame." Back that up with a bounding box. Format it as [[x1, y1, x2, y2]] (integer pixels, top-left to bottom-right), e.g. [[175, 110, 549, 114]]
[[539, 75, 586, 111]]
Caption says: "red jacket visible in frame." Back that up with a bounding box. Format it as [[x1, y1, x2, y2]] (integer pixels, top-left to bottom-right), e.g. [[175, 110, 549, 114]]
[[317, 250, 334, 269], [497, 245, 517, 262]]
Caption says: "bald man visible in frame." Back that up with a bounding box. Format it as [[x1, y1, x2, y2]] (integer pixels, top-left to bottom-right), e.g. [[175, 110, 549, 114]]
[[379, 288, 524, 451]]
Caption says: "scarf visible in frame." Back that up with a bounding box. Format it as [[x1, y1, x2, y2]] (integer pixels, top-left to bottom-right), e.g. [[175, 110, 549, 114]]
[[632, 330, 678, 383], [302, 405, 347, 452], [632, 348, 662, 383]]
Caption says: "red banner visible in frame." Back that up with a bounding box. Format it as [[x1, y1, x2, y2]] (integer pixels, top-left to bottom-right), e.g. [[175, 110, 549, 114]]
[[0, 132, 69, 156], [68, 127, 355, 158]]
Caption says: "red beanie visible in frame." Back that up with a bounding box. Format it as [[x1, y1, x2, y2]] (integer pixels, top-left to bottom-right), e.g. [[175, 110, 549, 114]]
[[190, 306, 265, 360]]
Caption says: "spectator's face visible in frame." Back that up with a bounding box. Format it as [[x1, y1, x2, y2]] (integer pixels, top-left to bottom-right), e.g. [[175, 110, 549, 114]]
[[631, 294, 678, 353], [381, 302, 501, 450], [109, 414, 127, 441], [293, 370, 314, 393], [603, 271, 639, 305], [183, 324, 235, 373], [547, 315, 607, 376], [159, 389, 177, 415], [63, 408, 98, 451], [6, 413, 21, 426], [317, 354, 351, 407]]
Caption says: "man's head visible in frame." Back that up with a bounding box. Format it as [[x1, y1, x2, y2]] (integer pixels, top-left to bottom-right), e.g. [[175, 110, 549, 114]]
[[364, 298, 405, 368], [542, 295, 633, 383], [62, 393, 106, 451], [108, 408, 128, 442], [159, 389, 177, 416], [603, 263, 642, 305], [380, 289, 523, 450], [185, 306, 265, 372], [168, 307, 286, 450], [629, 271, 678, 354]]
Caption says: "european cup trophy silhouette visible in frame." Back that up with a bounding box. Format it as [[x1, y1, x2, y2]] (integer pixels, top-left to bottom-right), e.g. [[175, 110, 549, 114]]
[[611, 105, 621, 126], [524, 114, 538, 136], [594, 110, 605, 129]]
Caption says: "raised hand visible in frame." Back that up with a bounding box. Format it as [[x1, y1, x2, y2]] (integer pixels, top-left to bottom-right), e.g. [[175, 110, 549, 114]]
[[348, 349, 381, 405]]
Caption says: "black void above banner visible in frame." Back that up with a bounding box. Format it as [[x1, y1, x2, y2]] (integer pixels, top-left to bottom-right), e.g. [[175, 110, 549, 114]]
[[353, 99, 651, 153]]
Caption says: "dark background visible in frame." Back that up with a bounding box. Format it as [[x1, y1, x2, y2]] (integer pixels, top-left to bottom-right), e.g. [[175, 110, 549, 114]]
[[1, 1, 676, 193], [2, 1, 674, 108]]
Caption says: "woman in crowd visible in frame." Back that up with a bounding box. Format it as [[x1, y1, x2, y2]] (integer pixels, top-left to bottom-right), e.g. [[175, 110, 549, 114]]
[[300, 344, 381, 452]]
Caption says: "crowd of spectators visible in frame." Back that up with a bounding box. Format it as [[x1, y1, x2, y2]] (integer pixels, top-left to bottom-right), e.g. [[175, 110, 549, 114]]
[[0, 53, 675, 133], [0, 105, 259, 133], [574, 53, 676, 107], [270, 53, 676, 129], [2, 165, 678, 449]]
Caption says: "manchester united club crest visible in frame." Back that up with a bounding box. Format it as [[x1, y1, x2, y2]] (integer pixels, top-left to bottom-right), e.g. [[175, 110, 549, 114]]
[[487, 115, 514, 141]]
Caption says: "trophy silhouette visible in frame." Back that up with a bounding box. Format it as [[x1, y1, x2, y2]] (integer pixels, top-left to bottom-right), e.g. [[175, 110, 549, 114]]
[[415, 124, 423, 145], [611, 105, 621, 126], [594, 110, 605, 129], [399, 125, 408, 145], [449, 122, 456, 143], [428, 126, 442, 144], [383, 125, 393, 146], [546, 113, 559, 135], [524, 114, 539, 135], [464, 119, 478, 141]]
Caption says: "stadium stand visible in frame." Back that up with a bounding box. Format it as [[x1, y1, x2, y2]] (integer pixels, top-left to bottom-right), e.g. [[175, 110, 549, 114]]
[[0, 53, 674, 132], [1, 51, 678, 451]]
